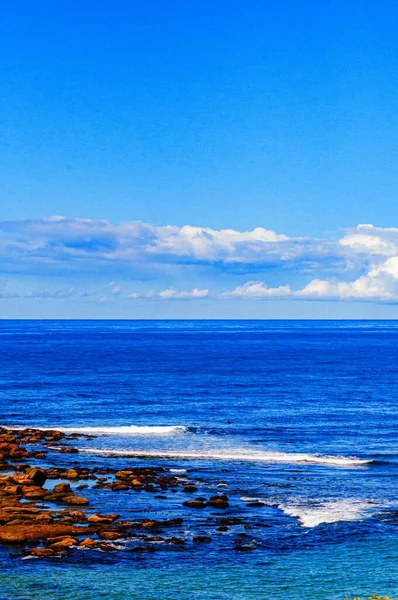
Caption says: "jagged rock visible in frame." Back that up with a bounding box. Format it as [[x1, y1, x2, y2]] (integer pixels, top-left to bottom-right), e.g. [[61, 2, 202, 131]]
[[3, 485, 22, 496], [24, 467, 47, 487]]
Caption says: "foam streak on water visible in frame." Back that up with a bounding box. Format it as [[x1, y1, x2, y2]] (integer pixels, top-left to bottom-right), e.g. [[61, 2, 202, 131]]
[[4, 425, 188, 435], [78, 447, 370, 467]]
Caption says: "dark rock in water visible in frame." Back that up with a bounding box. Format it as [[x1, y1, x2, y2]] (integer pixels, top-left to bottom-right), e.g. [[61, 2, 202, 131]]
[[115, 470, 133, 480], [98, 542, 117, 552], [234, 544, 253, 551], [216, 525, 229, 531], [130, 545, 156, 553], [59, 447, 79, 454], [207, 495, 229, 509], [193, 535, 212, 543], [183, 485, 198, 493], [217, 517, 245, 526], [168, 537, 185, 544], [183, 499, 206, 508], [111, 482, 129, 491], [24, 467, 47, 487], [246, 501, 265, 507]]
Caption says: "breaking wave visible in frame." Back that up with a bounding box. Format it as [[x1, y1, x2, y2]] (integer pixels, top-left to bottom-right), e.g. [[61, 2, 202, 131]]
[[4, 425, 188, 435], [279, 499, 376, 527], [78, 447, 370, 467]]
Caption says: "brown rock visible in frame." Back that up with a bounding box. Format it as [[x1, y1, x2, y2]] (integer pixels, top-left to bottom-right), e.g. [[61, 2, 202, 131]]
[[63, 496, 89, 506], [29, 547, 56, 557], [183, 499, 206, 508], [23, 488, 48, 500], [53, 483, 72, 494], [3, 485, 22, 496], [98, 542, 117, 552], [193, 536, 212, 543], [99, 531, 121, 540], [207, 495, 229, 509], [49, 537, 77, 549], [63, 469, 79, 480], [111, 482, 129, 491], [67, 511, 87, 524], [0, 524, 94, 543], [115, 470, 133, 480], [87, 515, 112, 524], [79, 538, 97, 549], [24, 467, 47, 487]]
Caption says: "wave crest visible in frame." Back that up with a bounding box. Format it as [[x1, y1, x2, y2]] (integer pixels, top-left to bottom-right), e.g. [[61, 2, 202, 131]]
[[4, 425, 188, 435], [279, 499, 376, 528], [78, 448, 370, 467]]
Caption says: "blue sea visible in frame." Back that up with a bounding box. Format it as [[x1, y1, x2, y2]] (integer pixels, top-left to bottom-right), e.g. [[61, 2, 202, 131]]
[[1, 320, 397, 599]]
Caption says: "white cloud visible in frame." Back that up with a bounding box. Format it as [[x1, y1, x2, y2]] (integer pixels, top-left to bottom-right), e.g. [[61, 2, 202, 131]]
[[339, 224, 398, 256], [222, 281, 292, 299], [296, 256, 398, 301], [157, 287, 209, 299], [0, 216, 335, 272], [128, 288, 209, 300], [223, 255, 398, 302], [2, 217, 398, 305]]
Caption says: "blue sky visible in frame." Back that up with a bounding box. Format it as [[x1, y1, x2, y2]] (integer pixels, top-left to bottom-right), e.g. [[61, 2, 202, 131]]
[[1, 1, 398, 318]]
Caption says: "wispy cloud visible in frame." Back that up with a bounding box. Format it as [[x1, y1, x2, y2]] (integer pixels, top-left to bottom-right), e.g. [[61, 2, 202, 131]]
[[128, 288, 209, 300], [1, 218, 398, 304], [222, 281, 292, 298], [0, 216, 340, 273]]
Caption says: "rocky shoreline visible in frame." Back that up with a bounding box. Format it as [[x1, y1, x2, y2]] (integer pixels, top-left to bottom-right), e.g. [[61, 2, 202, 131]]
[[0, 427, 262, 559]]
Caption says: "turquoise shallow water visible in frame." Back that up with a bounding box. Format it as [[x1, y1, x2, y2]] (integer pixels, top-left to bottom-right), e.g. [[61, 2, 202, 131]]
[[0, 320, 397, 599], [2, 536, 398, 600]]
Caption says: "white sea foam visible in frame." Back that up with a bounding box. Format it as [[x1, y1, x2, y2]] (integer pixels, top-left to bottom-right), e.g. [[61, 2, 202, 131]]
[[280, 499, 375, 527], [78, 448, 370, 468], [4, 425, 187, 435]]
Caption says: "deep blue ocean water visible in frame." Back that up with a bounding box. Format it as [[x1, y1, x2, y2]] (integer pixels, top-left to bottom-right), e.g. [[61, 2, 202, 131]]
[[0, 320, 397, 599]]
